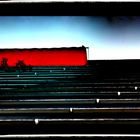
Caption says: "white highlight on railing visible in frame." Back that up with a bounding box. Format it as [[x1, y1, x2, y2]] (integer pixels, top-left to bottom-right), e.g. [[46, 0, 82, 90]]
[[96, 99, 100, 103], [70, 108, 73, 113], [135, 86, 138, 90], [35, 119, 39, 125], [118, 91, 121, 96]]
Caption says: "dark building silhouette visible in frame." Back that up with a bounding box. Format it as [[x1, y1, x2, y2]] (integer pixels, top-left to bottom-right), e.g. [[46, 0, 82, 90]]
[[1, 58, 8, 71]]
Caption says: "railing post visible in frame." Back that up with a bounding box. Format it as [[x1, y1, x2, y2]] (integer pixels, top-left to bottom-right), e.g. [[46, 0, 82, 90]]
[[85, 47, 89, 60]]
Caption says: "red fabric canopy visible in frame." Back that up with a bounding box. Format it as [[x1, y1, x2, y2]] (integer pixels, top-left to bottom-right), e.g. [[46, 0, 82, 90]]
[[0, 47, 87, 66]]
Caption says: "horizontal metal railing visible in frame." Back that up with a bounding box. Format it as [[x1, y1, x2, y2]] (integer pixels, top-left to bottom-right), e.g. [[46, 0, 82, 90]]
[[0, 60, 140, 135]]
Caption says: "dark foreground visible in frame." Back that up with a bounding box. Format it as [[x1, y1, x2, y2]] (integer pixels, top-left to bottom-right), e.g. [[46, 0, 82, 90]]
[[0, 60, 140, 138]]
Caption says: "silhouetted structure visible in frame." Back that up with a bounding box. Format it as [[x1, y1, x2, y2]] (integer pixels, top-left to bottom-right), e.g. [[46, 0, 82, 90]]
[[16, 60, 26, 71], [0, 58, 8, 71]]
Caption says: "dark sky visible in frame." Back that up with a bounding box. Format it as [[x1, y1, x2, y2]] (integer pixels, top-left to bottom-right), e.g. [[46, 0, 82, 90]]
[[0, 16, 140, 60]]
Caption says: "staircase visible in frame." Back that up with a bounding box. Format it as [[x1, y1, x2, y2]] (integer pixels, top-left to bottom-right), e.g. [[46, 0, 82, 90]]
[[0, 60, 140, 138]]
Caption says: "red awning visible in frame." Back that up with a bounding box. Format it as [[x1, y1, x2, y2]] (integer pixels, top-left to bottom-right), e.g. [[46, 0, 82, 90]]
[[0, 47, 87, 66]]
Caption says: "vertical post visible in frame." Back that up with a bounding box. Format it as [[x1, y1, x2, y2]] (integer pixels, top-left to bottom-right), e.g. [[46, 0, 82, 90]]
[[86, 47, 89, 60]]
